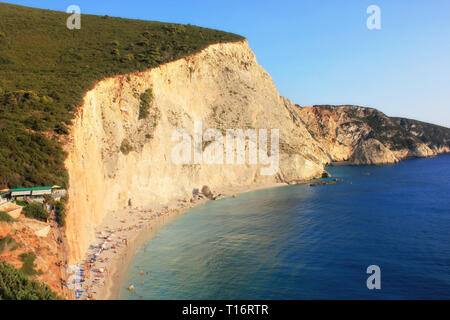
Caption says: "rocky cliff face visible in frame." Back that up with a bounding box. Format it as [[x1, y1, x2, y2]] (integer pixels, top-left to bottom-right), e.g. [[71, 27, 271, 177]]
[[392, 117, 450, 154], [64, 40, 329, 263], [0, 219, 66, 296], [64, 41, 450, 264], [298, 105, 449, 165]]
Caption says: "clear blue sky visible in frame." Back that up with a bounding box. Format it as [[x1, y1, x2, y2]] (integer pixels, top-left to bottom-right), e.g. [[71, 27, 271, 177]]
[[5, 0, 450, 127]]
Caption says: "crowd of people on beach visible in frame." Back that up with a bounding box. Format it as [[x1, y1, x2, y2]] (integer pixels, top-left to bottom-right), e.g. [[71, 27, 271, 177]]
[[68, 208, 171, 300], [64, 194, 210, 300]]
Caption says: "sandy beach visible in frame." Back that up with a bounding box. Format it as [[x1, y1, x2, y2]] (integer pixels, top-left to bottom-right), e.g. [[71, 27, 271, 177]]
[[72, 183, 287, 300]]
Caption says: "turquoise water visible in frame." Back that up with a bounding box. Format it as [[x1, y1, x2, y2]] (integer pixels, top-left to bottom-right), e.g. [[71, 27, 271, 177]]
[[120, 155, 450, 299]]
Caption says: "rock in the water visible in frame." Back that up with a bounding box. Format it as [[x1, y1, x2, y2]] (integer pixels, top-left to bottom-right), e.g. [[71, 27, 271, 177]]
[[309, 178, 343, 187]]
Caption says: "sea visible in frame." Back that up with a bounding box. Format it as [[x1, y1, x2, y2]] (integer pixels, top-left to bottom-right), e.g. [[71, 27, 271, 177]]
[[120, 155, 450, 299]]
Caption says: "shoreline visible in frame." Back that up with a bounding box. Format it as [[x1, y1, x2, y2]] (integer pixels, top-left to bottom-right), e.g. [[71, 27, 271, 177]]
[[75, 182, 287, 300], [66, 154, 450, 300]]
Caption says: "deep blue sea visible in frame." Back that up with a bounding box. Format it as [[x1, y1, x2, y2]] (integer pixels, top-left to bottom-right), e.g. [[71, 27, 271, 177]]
[[120, 155, 450, 299]]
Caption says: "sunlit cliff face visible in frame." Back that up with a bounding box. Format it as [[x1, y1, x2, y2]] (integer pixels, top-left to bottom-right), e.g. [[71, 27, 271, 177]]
[[64, 40, 328, 264], [298, 106, 438, 165]]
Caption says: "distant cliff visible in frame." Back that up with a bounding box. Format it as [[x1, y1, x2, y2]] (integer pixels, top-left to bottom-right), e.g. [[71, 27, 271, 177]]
[[298, 105, 449, 165], [392, 117, 450, 155]]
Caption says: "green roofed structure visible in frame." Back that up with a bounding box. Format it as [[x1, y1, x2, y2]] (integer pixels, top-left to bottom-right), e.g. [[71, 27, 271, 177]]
[[10, 186, 52, 198], [6, 186, 66, 200]]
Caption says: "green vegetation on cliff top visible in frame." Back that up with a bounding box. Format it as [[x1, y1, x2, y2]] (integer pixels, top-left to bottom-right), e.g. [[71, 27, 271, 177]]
[[0, 261, 59, 300], [0, 3, 244, 189]]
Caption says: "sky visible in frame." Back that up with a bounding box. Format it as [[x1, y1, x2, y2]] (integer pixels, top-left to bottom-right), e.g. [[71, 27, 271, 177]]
[[4, 0, 450, 127]]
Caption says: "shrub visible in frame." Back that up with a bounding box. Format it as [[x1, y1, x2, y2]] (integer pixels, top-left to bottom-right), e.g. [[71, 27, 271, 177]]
[[55, 201, 66, 227], [120, 139, 133, 155], [121, 53, 134, 62], [0, 236, 18, 254], [111, 48, 120, 57], [0, 211, 14, 223], [40, 95, 53, 104], [22, 204, 49, 222], [15, 200, 28, 207], [54, 123, 69, 135], [19, 252, 42, 276], [136, 39, 150, 46], [139, 88, 153, 120], [0, 261, 59, 300]]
